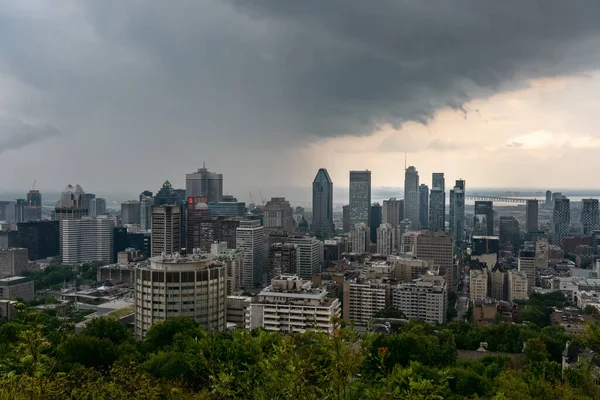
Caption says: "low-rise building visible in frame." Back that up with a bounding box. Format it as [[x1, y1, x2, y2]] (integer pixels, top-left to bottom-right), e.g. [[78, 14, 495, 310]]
[[507, 270, 529, 301], [392, 276, 447, 324], [0, 276, 34, 300], [390, 256, 430, 283], [470, 269, 488, 300], [0, 248, 29, 278], [226, 295, 252, 329]]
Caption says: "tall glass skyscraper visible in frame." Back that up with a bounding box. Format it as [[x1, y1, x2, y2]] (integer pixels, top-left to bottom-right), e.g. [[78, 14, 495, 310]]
[[311, 168, 335, 236], [349, 170, 371, 230], [429, 173, 445, 232], [418, 184, 429, 230], [581, 199, 599, 236], [449, 179, 465, 244], [553, 196, 570, 246], [403, 166, 419, 230], [185, 165, 223, 203]]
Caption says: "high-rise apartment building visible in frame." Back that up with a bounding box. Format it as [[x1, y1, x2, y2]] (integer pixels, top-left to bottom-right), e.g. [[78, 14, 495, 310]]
[[526, 200, 539, 233], [473, 201, 494, 237], [186, 196, 210, 251], [382, 198, 403, 230], [370, 203, 382, 244], [518, 249, 536, 294], [17, 221, 60, 261], [121, 200, 141, 225], [350, 223, 369, 253], [311, 168, 335, 237], [236, 220, 267, 287], [151, 204, 181, 256], [185, 165, 223, 203], [581, 199, 599, 236], [393, 276, 447, 324], [343, 280, 390, 324], [403, 166, 420, 230], [288, 236, 322, 280], [62, 217, 114, 264], [376, 223, 395, 255], [263, 197, 294, 235], [349, 170, 371, 230], [0, 248, 28, 278], [508, 270, 528, 301], [268, 243, 298, 279], [134, 252, 227, 338], [429, 172, 445, 232], [553, 197, 570, 246], [449, 180, 465, 243], [418, 184, 429, 230]]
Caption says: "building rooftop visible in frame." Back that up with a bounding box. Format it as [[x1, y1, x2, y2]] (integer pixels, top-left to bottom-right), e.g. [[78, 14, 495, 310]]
[[0, 276, 30, 286]]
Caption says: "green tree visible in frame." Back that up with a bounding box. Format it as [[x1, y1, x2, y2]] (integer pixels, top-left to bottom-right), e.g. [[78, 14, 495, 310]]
[[523, 338, 549, 363]]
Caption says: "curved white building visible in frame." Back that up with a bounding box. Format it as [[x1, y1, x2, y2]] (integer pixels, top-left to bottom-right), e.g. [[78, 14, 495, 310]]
[[134, 252, 227, 337]]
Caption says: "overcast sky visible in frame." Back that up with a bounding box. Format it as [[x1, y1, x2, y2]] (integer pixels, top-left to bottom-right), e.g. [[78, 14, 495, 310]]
[[2, 1, 600, 201]]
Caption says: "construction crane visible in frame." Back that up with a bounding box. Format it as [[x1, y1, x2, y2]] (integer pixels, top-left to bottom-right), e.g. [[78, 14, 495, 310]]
[[259, 190, 266, 206]]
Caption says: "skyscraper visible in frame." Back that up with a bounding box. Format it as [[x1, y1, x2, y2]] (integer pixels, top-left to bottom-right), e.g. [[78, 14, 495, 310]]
[[263, 197, 295, 235], [526, 200, 539, 233], [349, 170, 371, 230], [473, 201, 494, 236], [151, 204, 182, 256], [545, 190, 552, 208], [154, 181, 180, 206], [311, 168, 335, 236], [382, 198, 402, 230], [499, 216, 520, 248], [429, 173, 445, 232], [15, 199, 26, 223], [186, 196, 210, 251], [370, 203, 382, 244], [62, 217, 114, 264], [185, 165, 223, 203], [25, 190, 42, 221], [139, 192, 153, 231], [581, 199, 599, 236], [236, 220, 267, 287], [376, 223, 395, 255], [342, 205, 350, 232], [53, 184, 88, 221], [403, 166, 419, 230], [288, 236, 322, 280], [268, 243, 298, 279], [413, 231, 455, 290], [553, 197, 570, 246], [17, 221, 60, 261], [418, 184, 429, 230], [121, 200, 141, 225], [89, 198, 107, 217], [449, 180, 465, 243]]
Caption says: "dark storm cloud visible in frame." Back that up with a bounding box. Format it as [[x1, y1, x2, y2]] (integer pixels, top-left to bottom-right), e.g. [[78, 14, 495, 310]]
[[0, 117, 61, 155]]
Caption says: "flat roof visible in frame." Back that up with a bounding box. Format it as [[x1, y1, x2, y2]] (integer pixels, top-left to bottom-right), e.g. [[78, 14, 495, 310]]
[[0, 276, 31, 286]]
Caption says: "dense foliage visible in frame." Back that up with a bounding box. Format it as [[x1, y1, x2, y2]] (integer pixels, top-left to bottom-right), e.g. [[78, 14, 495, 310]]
[[0, 303, 599, 399]]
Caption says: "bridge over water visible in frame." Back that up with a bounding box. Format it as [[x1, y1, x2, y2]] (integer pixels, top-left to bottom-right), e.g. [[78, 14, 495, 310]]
[[465, 195, 528, 204]]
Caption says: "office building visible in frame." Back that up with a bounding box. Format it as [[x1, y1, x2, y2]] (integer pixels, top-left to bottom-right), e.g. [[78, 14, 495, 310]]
[[526, 200, 539, 233], [391, 256, 430, 283], [89, 198, 106, 217], [186, 196, 210, 251], [236, 220, 267, 287], [518, 249, 536, 294], [311, 168, 335, 237], [0, 231, 19, 250], [535, 238, 549, 270], [490, 270, 506, 301], [185, 165, 223, 203], [370, 203, 382, 244], [449, 180, 465, 243], [127, 232, 152, 259], [196, 217, 240, 252], [376, 223, 395, 255], [151, 204, 181, 257], [121, 200, 141, 225], [139, 193, 153, 230], [403, 166, 420, 230], [14, 199, 25, 223], [553, 197, 570, 246], [113, 227, 128, 263], [348, 170, 371, 230], [25, 190, 42, 221], [393, 276, 447, 324], [62, 217, 115, 264], [382, 198, 403, 230], [545, 190, 552, 208], [508, 270, 529, 301], [350, 223, 369, 253], [581, 199, 599, 236], [473, 201, 494, 236], [429, 173, 445, 232], [208, 202, 246, 217], [245, 275, 341, 334], [268, 243, 298, 279], [470, 268, 488, 300], [472, 236, 500, 256], [413, 231, 455, 289], [154, 181, 180, 206], [134, 252, 227, 338], [323, 238, 345, 263], [288, 236, 322, 280], [499, 216, 520, 248], [263, 197, 294, 235], [53, 184, 88, 221], [342, 205, 350, 232], [17, 221, 60, 261], [418, 184, 429, 230], [0, 248, 28, 278], [343, 280, 390, 324], [0, 276, 34, 301]]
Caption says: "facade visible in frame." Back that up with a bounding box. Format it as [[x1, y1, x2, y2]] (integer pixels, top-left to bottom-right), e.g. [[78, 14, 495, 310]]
[[473, 201, 494, 237], [186, 196, 210, 251], [343, 280, 390, 324], [350, 223, 369, 253], [508, 270, 529, 301], [185, 165, 223, 203], [429, 188, 445, 232], [263, 197, 295, 235], [208, 202, 246, 217], [236, 220, 267, 287], [139, 193, 154, 230], [348, 170, 371, 230], [121, 200, 141, 225], [382, 198, 403, 231], [288, 236, 322, 280], [391, 256, 430, 283], [151, 204, 182, 257], [134, 252, 227, 338], [526, 200, 539, 233], [490, 270, 506, 301], [311, 168, 335, 236], [196, 217, 240, 252], [413, 231, 455, 290], [0, 231, 19, 250], [268, 243, 298, 280], [154, 181, 180, 206], [535, 238, 549, 270], [89, 198, 107, 217], [376, 223, 395, 255], [62, 217, 115, 264], [581, 199, 599, 236], [53, 184, 88, 221], [245, 275, 341, 334], [499, 216, 520, 248], [0, 248, 28, 278], [215, 249, 243, 295], [17, 221, 60, 260], [393, 276, 447, 324], [419, 184, 429, 230], [0, 276, 34, 300], [403, 166, 420, 230], [25, 190, 42, 221], [469, 268, 488, 300], [370, 203, 382, 244], [449, 180, 466, 243], [553, 197, 571, 246], [518, 249, 536, 294], [472, 236, 500, 255]]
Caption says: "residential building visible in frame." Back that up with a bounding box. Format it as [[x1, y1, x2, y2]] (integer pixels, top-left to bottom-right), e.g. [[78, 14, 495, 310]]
[[390, 256, 430, 283], [264, 197, 295, 235], [581, 199, 599, 236], [350, 223, 369, 253], [470, 268, 488, 300], [376, 223, 395, 255], [473, 201, 494, 236], [268, 243, 298, 280], [185, 165, 223, 203], [553, 196, 570, 246], [121, 200, 141, 225], [382, 198, 403, 231], [134, 252, 227, 338], [508, 270, 528, 301], [526, 200, 539, 233], [518, 249, 536, 294], [0, 248, 28, 278], [419, 184, 429, 229], [245, 275, 341, 333], [370, 203, 382, 244], [62, 217, 115, 264], [349, 170, 371, 230], [403, 166, 420, 230], [236, 220, 267, 287], [393, 276, 447, 324], [216, 249, 244, 295], [0, 276, 34, 300], [343, 280, 390, 324], [311, 168, 335, 236], [151, 204, 182, 257], [17, 221, 60, 261], [288, 236, 322, 280]]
